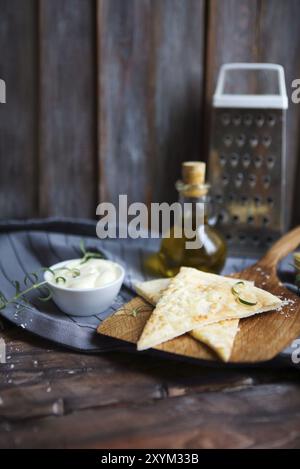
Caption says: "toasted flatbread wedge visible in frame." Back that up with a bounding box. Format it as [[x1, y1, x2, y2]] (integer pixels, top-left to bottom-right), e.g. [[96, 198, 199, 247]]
[[135, 279, 170, 306], [189, 320, 239, 362], [135, 278, 240, 361], [137, 267, 282, 352]]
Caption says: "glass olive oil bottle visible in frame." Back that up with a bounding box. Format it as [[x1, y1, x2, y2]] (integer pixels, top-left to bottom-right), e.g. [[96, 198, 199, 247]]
[[144, 161, 227, 277]]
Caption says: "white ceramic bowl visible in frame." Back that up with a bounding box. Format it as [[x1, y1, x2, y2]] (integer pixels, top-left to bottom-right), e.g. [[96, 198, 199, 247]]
[[44, 259, 125, 316]]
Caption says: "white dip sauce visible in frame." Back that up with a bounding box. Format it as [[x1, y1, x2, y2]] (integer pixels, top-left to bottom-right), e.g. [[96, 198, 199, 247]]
[[50, 259, 120, 289]]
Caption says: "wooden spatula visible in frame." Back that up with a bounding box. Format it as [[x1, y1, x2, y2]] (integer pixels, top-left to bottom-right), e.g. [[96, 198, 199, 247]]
[[98, 227, 300, 363]]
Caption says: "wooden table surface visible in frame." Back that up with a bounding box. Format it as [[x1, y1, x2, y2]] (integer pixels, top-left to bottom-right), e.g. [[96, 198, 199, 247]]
[[0, 318, 300, 449]]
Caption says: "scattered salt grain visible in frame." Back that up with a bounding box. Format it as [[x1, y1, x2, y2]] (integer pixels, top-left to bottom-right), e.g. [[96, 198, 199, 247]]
[[52, 402, 61, 415], [46, 387, 51, 393], [10, 364, 14, 369]]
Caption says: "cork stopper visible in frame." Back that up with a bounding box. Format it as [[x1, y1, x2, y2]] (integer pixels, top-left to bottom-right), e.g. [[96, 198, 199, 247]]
[[178, 161, 208, 197], [182, 161, 206, 186]]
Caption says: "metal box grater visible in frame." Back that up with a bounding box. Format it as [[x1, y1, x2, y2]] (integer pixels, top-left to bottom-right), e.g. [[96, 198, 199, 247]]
[[209, 63, 288, 256]]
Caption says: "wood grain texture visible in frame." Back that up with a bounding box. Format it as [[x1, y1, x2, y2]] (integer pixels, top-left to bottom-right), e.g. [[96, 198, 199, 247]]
[[98, 297, 218, 361], [205, 0, 260, 96], [1, 0, 300, 223], [97, 0, 152, 205], [255, 0, 300, 227], [148, 0, 206, 204], [98, 227, 300, 363], [0, 324, 300, 448], [39, 0, 97, 217], [203, 0, 258, 158], [97, 0, 205, 206], [0, 0, 38, 218]]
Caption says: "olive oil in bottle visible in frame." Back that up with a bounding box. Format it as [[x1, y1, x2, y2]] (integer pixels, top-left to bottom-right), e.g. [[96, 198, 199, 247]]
[[144, 161, 227, 277]]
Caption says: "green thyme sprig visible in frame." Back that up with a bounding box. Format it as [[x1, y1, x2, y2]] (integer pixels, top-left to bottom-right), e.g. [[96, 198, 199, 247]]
[[0, 269, 52, 311], [130, 306, 144, 318], [79, 239, 105, 264], [54, 266, 80, 280], [122, 305, 146, 318], [0, 240, 105, 312]]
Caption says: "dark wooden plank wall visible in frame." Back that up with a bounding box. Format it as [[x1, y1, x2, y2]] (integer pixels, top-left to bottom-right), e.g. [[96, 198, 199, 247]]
[[39, 0, 97, 217], [97, 0, 154, 206], [0, 0, 300, 223], [97, 0, 205, 207], [0, 0, 38, 218]]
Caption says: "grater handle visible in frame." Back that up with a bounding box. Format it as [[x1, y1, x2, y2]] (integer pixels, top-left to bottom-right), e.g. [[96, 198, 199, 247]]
[[259, 226, 300, 269], [214, 63, 288, 109]]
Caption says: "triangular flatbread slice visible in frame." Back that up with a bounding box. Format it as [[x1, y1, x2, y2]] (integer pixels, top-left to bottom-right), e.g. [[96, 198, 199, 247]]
[[135, 278, 240, 361], [137, 267, 282, 352], [135, 278, 170, 306], [189, 320, 239, 362]]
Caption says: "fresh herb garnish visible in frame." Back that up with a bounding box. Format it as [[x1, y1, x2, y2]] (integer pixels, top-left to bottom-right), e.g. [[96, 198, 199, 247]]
[[121, 305, 145, 318], [236, 296, 258, 306], [79, 239, 105, 264], [131, 307, 144, 318], [231, 281, 245, 297], [0, 273, 52, 311], [0, 240, 106, 313], [231, 281, 257, 306], [54, 266, 80, 279], [55, 276, 67, 284]]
